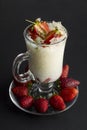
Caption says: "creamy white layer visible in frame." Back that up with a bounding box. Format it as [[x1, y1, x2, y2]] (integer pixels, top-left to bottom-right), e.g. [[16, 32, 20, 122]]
[[24, 22, 67, 83]]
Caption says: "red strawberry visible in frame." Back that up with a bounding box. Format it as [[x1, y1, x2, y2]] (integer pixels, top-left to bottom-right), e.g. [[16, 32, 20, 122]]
[[60, 87, 79, 102], [20, 96, 34, 108], [44, 29, 62, 44], [60, 64, 69, 79], [49, 95, 66, 110], [39, 21, 50, 34], [12, 86, 28, 97], [60, 78, 80, 88], [34, 98, 48, 113], [28, 27, 38, 40], [27, 20, 50, 39], [33, 23, 46, 39], [44, 30, 56, 44]]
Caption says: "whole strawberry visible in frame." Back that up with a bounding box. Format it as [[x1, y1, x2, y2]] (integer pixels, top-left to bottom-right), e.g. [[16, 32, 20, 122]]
[[49, 95, 66, 111], [60, 78, 80, 88], [60, 64, 69, 79], [60, 87, 79, 102], [34, 98, 48, 113], [20, 96, 34, 108], [12, 86, 28, 97]]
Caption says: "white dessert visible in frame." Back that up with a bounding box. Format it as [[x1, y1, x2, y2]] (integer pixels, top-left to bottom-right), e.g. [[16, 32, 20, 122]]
[[24, 21, 67, 83]]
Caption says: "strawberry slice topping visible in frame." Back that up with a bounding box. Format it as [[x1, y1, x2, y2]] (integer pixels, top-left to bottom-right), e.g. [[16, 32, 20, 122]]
[[44, 30, 56, 44], [28, 28, 38, 40], [26, 18, 62, 44], [39, 21, 50, 34]]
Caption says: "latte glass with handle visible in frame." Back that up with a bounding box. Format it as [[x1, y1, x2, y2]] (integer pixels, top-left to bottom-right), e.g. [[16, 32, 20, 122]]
[[12, 24, 68, 98]]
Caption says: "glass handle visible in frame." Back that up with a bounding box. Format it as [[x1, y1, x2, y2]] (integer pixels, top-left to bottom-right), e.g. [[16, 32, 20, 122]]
[[12, 51, 34, 83]]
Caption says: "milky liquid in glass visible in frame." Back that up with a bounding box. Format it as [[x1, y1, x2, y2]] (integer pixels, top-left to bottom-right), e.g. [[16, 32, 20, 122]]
[[24, 32, 67, 83]]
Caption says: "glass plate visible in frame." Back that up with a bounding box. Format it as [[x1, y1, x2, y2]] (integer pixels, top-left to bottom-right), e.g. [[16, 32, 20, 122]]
[[9, 81, 79, 116]]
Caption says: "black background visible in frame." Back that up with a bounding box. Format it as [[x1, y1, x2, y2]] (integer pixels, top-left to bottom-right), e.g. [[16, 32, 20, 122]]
[[0, 0, 87, 130]]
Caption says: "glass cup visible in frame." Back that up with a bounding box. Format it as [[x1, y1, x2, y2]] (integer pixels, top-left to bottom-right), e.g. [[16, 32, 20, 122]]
[[12, 24, 68, 98]]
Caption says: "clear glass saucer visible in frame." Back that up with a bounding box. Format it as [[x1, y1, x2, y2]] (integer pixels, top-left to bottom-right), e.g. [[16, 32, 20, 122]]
[[9, 81, 79, 116]]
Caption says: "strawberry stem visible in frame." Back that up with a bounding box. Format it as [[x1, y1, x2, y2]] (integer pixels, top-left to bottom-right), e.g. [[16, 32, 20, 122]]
[[25, 19, 35, 24]]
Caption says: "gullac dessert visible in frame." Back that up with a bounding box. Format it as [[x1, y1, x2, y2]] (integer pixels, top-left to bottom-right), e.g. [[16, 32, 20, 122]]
[[24, 18, 67, 83]]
